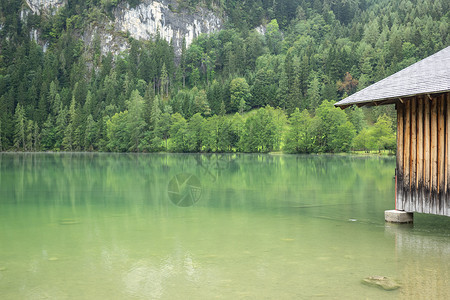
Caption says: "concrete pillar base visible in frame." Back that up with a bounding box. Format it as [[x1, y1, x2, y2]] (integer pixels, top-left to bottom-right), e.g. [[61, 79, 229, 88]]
[[385, 210, 413, 223]]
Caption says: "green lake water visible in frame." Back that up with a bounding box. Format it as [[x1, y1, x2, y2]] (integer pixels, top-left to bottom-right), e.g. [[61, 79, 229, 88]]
[[0, 153, 449, 299]]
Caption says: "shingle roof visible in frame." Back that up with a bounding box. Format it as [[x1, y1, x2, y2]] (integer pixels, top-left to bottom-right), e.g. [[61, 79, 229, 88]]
[[335, 46, 450, 108]]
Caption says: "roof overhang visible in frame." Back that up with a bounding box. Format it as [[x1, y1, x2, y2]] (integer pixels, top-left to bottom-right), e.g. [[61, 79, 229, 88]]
[[336, 90, 450, 109], [334, 46, 450, 110]]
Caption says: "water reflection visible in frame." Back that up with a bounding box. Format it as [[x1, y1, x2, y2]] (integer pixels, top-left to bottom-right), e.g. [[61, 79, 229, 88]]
[[0, 153, 395, 212], [1, 153, 449, 299], [386, 223, 450, 299]]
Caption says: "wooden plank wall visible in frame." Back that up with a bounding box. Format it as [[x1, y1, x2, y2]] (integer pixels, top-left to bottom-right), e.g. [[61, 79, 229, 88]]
[[396, 93, 450, 217]]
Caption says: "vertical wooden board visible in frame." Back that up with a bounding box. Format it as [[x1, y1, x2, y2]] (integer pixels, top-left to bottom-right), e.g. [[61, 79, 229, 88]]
[[404, 100, 411, 211], [417, 97, 424, 213], [397, 103, 404, 210], [447, 93, 450, 216], [410, 99, 417, 212], [431, 98, 438, 215], [424, 99, 431, 214], [438, 95, 445, 215]]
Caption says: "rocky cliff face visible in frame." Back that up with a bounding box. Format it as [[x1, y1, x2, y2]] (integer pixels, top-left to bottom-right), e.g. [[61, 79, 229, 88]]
[[114, 0, 222, 55], [24, 0, 223, 56], [25, 0, 66, 15]]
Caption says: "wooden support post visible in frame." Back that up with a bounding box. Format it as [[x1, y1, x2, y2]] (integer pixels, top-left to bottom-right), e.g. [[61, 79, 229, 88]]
[[424, 98, 431, 213], [447, 93, 450, 216], [411, 99, 417, 212], [417, 97, 424, 213], [438, 95, 446, 215], [397, 102, 404, 210], [404, 100, 411, 211], [431, 98, 438, 215]]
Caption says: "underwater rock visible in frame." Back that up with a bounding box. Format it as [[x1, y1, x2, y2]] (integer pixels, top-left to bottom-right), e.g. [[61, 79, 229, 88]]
[[362, 276, 400, 290]]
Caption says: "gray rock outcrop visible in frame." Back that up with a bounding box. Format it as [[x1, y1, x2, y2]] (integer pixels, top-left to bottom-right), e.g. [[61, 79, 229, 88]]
[[25, 0, 66, 15], [114, 1, 222, 55], [24, 0, 223, 56]]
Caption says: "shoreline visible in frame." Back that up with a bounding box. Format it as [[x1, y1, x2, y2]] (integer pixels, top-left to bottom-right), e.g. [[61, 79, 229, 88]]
[[0, 150, 396, 156]]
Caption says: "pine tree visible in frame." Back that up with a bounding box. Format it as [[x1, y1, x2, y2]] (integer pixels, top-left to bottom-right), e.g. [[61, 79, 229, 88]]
[[150, 95, 162, 129], [37, 93, 48, 126], [33, 121, 40, 151], [41, 115, 55, 150], [13, 103, 26, 151], [207, 80, 223, 115], [150, 95, 162, 150], [219, 101, 226, 116], [252, 68, 277, 108], [63, 95, 78, 151], [307, 76, 321, 110], [48, 81, 59, 113], [84, 90, 93, 117], [277, 68, 289, 110], [0, 119, 2, 151], [26, 120, 33, 151], [194, 89, 211, 116], [181, 37, 187, 88], [156, 112, 172, 151], [84, 114, 96, 151], [288, 72, 303, 114], [160, 63, 169, 98], [55, 103, 68, 151]]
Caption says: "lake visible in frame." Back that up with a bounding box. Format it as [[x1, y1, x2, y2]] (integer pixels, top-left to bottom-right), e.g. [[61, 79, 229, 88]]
[[0, 153, 449, 299]]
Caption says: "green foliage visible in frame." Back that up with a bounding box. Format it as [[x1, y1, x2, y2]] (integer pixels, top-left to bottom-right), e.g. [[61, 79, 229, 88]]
[[252, 68, 277, 108], [229, 78, 251, 113], [84, 114, 96, 151], [241, 106, 285, 153], [170, 113, 188, 152], [330, 121, 356, 153], [353, 114, 396, 152], [13, 103, 26, 151], [186, 113, 205, 152], [106, 111, 129, 152], [155, 112, 172, 151], [1, 0, 447, 153], [63, 95, 79, 151], [126, 90, 146, 152], [310, 101, 349, 153], [346, 107, 367, 134], [266, 19, 283, 55], [0, 119, 3, 151], [41, 115, 55, 151], [285, 108, 313, 153]]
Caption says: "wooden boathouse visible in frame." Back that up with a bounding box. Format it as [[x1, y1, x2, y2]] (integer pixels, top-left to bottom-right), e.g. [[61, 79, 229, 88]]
[[335, 46, 450, 218]]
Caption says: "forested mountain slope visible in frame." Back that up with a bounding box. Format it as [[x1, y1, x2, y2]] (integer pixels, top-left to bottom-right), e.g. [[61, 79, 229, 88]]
[[0, 0, 448, 152]]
